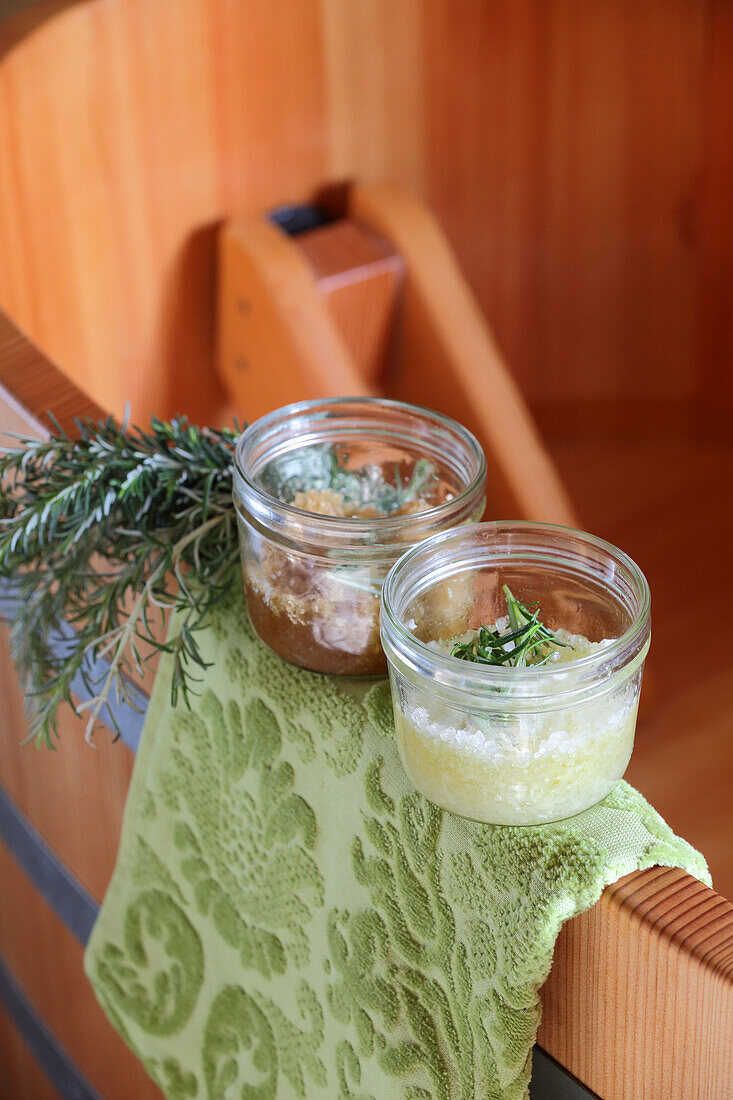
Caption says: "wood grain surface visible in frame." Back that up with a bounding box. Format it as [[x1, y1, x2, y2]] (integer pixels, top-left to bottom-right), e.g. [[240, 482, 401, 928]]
[[0, 308, 103, 434], [0, 0, 729, 437], [351, 183, 579, 525], [298, 220, 404, 383], [0, 841, 163, 1100], [0, 307, 158, 1097], [540, 866, 733, 1099], [218, 216, 370, 421], [550, 437, 733, 904], [219, 194, 578, 524], [0, 1002, 62, 1100], [0, 621, 135, 904]]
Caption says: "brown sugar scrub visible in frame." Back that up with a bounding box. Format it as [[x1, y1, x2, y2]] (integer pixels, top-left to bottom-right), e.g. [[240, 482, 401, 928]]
[[233, 398, 486, 676], [244, 452, 441, 675]]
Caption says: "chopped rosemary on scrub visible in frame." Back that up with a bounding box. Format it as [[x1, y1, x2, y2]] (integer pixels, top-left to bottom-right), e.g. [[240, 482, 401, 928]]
[[451, 585, 572, 668]]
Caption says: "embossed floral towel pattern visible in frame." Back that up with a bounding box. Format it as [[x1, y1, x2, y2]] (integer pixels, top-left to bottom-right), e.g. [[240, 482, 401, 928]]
[[84, 594, 710, 1099]]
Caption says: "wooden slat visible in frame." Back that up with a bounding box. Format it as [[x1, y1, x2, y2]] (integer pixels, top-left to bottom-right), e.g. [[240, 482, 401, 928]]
[[0, 841, 162, 1100], [0, 618, 135, 904], [0, 307, 104, 435], [0, 0, 727, 436], [0, 1002, 62, 1100], [218, 196, 577, 524], [298, 219, 405, 383], [540, 867, 733, 1099], [350, 182, 579, 524], [0, 304, 159, 1095], [0, 306, 137, 904], [218, 216, 371, 419]]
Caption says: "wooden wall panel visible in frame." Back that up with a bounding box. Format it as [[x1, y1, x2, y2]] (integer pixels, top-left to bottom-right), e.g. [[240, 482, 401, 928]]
[[0, 1003, 62, 1100], [423, 0, 706, 431], [697, 0, 733, 439], [0, 842, 163, 1100], [321, 0, 426, 191], [0, 0, 729, 436], [0, 619, 135, 903], [0, 309, 135, 905], [0, 0, 328, 422]]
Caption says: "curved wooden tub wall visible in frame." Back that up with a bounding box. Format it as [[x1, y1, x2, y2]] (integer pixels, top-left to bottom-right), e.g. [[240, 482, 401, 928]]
[[1, 308, 733, 1100], [2, 0, 730, 440]]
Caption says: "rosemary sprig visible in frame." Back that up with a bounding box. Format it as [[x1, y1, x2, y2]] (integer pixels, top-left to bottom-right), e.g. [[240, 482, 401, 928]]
[[0, 415, 241, 747], [451, 585, 571, 668]]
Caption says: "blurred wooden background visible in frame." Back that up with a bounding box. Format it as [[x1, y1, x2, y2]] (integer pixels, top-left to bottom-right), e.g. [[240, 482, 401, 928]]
[[0, 0, 730, 440], [0, 4, 732, 1098]]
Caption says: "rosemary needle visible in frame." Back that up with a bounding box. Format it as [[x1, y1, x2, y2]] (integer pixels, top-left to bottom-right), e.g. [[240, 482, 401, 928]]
[[451, 585, 572, 668]]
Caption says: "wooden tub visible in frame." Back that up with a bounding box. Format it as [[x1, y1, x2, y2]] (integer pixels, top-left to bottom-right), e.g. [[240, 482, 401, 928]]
[[1, 3, 732, 1098]]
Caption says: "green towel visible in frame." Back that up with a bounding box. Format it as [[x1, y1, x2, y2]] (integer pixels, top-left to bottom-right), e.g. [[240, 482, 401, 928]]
[[85, 593, 710, 1100]]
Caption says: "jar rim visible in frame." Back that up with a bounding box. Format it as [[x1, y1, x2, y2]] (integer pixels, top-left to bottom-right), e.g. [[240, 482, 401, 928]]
[[380, 520, 651, 701], [233, 396, 487, 548]]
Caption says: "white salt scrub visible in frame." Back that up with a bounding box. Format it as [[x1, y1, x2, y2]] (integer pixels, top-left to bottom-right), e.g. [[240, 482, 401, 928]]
[[394, 621, 640, 826], [380, 523, 651, 827]]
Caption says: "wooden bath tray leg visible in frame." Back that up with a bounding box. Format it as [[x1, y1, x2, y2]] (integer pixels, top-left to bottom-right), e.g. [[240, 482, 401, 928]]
[[217, 185, 578, 526]]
